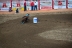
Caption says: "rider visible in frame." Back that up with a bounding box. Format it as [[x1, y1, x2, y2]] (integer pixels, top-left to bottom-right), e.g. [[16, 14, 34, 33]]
[[25, 13, 30, 21]]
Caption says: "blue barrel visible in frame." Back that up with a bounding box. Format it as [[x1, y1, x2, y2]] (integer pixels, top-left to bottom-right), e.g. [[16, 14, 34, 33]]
[[33, 17, 38, 23]]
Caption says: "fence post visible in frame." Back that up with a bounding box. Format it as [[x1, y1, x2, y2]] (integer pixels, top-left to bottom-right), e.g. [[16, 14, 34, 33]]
[[38, 0, 40, 10], [52, 0, 54, 9], [66, 0, 68, 9], [10, 0, 12, 9]]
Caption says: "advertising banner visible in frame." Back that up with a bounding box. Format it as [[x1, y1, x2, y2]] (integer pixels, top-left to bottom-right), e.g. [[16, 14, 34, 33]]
[[12, 1, 17, 11], [0, 2, 2, 9], [0, 0, 11, 8], [54, 0, 66, 9], [6, 1, 11, 7], [0, 1, 10, 11], [40, 0, 52, 10], [68, 0, 72, 8], [0, 8, 9, 11], [12, 0, 24, 11]]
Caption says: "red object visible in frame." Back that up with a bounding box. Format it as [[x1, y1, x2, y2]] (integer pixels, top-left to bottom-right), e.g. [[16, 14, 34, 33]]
[[11, 0, 12, 8], [66, 0, 68, 9], [24, 2, 26, 6], [58, 1, 62, 6], [52, 0, 54, 9], [17, 3, 20, 7], [2, 3, 7, 8], [30, 1, 34, 6], [24, 0, 26, 6], [41, 6, 52, 9], [38, 0, 40, 10]]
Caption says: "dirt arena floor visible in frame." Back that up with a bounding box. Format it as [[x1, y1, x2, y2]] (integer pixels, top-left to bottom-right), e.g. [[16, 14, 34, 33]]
[[0, 9, 72, 48]]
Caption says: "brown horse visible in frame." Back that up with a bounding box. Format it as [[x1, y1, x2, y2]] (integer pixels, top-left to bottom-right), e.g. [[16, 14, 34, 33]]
[[21, 16, 29, 24]]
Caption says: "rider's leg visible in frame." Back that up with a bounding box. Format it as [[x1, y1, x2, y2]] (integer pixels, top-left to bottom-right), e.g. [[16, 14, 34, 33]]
[[25, 18, 28, 22]]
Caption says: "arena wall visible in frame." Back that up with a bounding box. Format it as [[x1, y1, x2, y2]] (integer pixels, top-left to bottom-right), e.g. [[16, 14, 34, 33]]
[[0, 0, 72, 11]]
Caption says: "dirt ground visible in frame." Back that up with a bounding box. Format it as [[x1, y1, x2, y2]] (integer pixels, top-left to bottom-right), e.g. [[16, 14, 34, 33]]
[[0, 9, 72, 14], [0, 9, 72, 24], [0, 9, 72, 48]]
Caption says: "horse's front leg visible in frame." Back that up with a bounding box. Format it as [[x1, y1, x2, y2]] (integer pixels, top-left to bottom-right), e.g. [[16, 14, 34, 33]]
[[21, 19, 25, 24]]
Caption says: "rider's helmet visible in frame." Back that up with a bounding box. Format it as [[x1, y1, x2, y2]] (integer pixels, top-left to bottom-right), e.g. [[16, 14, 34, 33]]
[[26, 13, 29, 17]]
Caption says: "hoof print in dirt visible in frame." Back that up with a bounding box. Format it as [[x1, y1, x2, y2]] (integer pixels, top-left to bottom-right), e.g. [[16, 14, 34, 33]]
[[64, 22, 66, 23], [45, 20, 47, 21], [68, 26, 70, 27], [60, 22, 61, 23], [57, 21, 58, 22]]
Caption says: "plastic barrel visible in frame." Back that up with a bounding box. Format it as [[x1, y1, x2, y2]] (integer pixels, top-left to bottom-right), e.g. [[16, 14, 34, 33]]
[[33, 17, 38, 23]]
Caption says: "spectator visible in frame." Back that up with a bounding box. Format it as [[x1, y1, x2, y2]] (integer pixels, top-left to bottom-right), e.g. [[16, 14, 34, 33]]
[[58, 1, 62, 9], [30, 1, 34, 11], [24, 1, 27, 11], [34, 1, 38, 10], [16, 8, 19, 13]]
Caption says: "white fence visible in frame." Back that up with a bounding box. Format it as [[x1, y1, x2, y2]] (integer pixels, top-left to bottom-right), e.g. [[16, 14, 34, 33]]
[[0, 0, 72, 11]]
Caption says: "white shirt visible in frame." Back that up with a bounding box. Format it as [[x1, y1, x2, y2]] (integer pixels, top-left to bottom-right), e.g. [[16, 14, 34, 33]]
[[34, 2, 38, 5]]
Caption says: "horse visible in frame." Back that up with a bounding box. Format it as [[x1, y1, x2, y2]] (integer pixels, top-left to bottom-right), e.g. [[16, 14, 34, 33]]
[[21, 16, 29, 24], [21, 14, 30, 24]]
